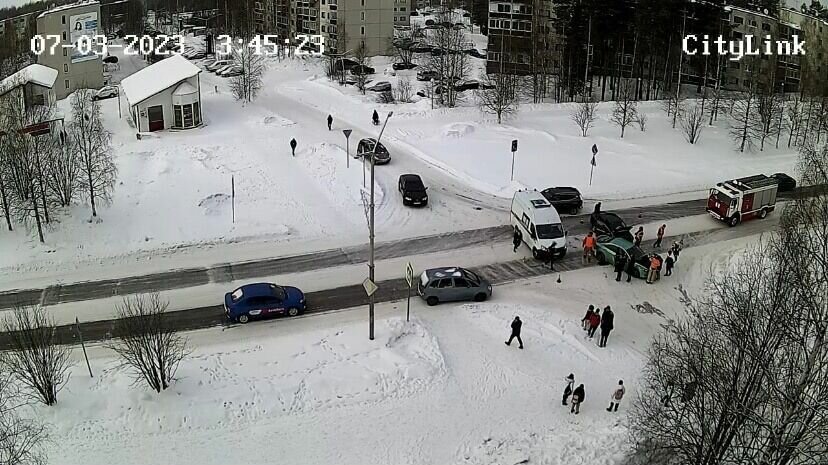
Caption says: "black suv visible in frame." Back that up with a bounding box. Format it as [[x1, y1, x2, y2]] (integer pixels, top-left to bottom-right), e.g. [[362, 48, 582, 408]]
[[399, 174, 428, 206], [541, 187, 583, 214], [356, 138, 391, 164], [590, 211, 634, 242], [771, 172, 796, 192]]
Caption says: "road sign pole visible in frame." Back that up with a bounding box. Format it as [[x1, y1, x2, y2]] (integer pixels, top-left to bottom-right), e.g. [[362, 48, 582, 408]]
[[75, 317, 93, 378], [510, 139, 518, 182], [589, 164, 595, 186], [343, 129, 352, 169], [405, 262, 413, 322], [231, 175, 235, 223]]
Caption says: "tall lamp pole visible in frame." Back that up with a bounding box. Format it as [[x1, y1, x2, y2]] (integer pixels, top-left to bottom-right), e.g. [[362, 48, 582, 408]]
[[368, 111, 393, 341]]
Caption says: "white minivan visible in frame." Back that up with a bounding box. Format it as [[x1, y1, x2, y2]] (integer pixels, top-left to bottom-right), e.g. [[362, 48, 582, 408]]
[[511, 190, 568, 259]]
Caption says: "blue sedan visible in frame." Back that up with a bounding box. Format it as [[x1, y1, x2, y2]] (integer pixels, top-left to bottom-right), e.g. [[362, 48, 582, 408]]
[[224, 283, 307, 324]]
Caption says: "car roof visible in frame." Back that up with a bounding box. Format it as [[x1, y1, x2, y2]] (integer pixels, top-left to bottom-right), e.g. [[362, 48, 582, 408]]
[[543, 186, 580, 194], [236, 283, 280, 298], [400, 174, 422, 182], [424, 267, 469, 279]]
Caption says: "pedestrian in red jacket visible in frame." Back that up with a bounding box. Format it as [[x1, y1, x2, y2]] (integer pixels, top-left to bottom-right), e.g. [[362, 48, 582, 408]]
[[587, 308, 601, 338]]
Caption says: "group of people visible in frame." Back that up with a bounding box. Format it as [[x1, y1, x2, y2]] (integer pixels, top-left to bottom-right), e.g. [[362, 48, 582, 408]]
[[581, 305, 614, 347], [563, 374, 626, 414]]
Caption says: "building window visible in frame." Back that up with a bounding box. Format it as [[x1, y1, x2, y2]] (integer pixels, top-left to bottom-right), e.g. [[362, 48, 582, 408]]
[[62, 15, 66, 24], [762, 22, 771, 31], [361, 0, 364, 5], [734, 16, 743, 24], [62, 31, 67, 40], [63, 64, 68, 72], [361, 26, 365, 35], [361, 11, 364, 20], [63, 48, 67, 56], [64, 79, 70, 89], [173, 102, 200, 129]]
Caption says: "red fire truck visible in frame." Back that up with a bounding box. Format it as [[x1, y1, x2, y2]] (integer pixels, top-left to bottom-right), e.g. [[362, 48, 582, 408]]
[[706, 175, 779, 227]]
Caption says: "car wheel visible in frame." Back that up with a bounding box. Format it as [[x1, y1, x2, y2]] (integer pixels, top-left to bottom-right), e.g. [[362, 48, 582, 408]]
[[571, 206, 580, 215], [596, 252, 608, 265], [728, 214, 741, 227], [758, 208, 768, 219], [532, 248, 540, 259], [473, 293, 487, 302], [287, 307, 300, 317], [238, 314, 249, 324], [426, 296, 439, 306]]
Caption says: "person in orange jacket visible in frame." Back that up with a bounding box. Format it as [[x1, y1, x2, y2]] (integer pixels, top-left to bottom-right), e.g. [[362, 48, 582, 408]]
[[582, 232, 597, 263], [647, 255, 660, 284]]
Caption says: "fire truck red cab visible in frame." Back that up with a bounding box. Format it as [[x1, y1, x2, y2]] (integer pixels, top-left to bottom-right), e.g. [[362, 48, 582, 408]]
[[706, 175, 779, 227]]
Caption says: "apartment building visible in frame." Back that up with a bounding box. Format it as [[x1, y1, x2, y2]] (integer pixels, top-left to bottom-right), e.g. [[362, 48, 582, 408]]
[[393, 0, 412, 27], [0, 11, 39, 54], [318, 0, 393, 56], [35, 1, 103, 100], [486, 0, 536, 75], [779, 7, 828, 92]]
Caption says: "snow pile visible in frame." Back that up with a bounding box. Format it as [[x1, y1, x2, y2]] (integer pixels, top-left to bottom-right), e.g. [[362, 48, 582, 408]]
[[261, 115, 295, 126], [442, 122, 477, 138], [197, 193, 230, 216]]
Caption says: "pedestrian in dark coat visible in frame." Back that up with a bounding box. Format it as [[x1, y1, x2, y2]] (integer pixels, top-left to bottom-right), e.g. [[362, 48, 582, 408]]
[[587, 309, 600, 338], [664, 251, 675, 276], [599, 306, 614, 347], [290, 138, 297, 156], [571, 384, 585, 414], [670, 241, 683, 262], [327, 114, 333, 130], [625, 256, 636, 283], [654, 224, 666, 248], [634, 226, 644, 247], [562, 373, 575, 405], [581, 305, 594, 331], [512, 227, 523, 253], [505, 316, 524, 349], [607, 380, 625, 412], [614, 253, 628, 282], [372, 109, 379, 125]]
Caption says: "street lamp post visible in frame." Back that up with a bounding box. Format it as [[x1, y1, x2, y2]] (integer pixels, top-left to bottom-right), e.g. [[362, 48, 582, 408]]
[[368, 111, 394, 341]]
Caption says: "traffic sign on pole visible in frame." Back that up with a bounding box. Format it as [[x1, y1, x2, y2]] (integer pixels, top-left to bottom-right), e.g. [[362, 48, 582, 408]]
[[363, 277, 378, 297], [511, 139, 518, 152], [405, 262, 414, 287], [343, 129, 353, 168], [510, 139, 518, 182]]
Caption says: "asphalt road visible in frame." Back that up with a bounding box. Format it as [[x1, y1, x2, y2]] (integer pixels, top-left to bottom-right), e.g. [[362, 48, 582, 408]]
[[0, 219, 785, 348], [1, 185, 824, 312]]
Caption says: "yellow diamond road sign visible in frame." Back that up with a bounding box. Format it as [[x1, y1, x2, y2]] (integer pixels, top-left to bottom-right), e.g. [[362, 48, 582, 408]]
[[363, 278, 378, 297]]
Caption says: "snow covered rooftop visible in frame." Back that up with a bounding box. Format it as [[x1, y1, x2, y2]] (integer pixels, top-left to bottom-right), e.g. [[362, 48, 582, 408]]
[[120, 54, 201, 106], [37, 0, 100, 18], [0, 64, 59, 96], [173, 81, 197, 96]]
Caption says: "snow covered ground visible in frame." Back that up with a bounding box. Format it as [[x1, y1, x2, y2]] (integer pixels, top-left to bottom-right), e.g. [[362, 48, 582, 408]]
[[32, 232, 759, 465]]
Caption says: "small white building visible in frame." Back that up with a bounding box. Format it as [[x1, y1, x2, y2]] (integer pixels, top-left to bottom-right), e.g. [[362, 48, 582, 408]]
[[0, 64, 59, 110], [120, 54, 203, 133]]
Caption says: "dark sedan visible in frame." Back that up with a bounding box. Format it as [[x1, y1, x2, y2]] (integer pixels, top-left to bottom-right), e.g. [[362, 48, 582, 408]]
[[541, 187, 583, 214], [392, 62, 417, 70], [590, 211, 634, 242], [771, 172, 796, 192], [356, 138, 391, 164], [399, 174, 428, 206]]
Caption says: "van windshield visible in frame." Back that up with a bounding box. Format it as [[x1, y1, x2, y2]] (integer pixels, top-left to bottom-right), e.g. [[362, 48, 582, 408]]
[[536, 224, 564, 239]]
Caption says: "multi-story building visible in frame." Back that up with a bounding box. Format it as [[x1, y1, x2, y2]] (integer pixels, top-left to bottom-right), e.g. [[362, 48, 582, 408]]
[[779, 7, 828, 92], [393, 0, 411, 28], [722, 6, 785, 92], [0, 11, 40, 55], [319, 0, 393, 56], [35, 0, 104, 100], [486, 0, 536, 75]]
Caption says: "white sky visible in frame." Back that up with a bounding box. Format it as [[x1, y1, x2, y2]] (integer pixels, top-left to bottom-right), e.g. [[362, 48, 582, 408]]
[[0, 0, 35, 10]]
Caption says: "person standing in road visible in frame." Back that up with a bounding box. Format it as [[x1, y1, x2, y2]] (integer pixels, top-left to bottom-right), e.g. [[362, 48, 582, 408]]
[[614, 252, 628, 282], [671, 241, 683, 262], [599, 306, 614, 347], [634, 226, 644, 247], [505, 316, 524, 349], [582, 232, 596, 264], [607, 380, 625, 412], [290, 138, 297, 156], [562, 373, 575, 405], [372, 109, 379, 125], [512, 227, 523, 253], [582, 305, 595, 331], [647, 255, 659, 284], [664, 251, 675, 276], [654, 224, 666, 248], [571, 384, 585, 414], [587, 308, 601, 338], [327, 114, 333, 130]]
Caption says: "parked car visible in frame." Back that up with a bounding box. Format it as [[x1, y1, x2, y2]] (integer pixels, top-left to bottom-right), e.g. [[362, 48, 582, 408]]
[[453, 80, 480, 91], [356, 138, 391, 164], [399, 174, 428, 206], [541, 187, 583, 214], [590, 211, 634, 242], [214, 64, 234, 74], [207, 59, 233, 71], [367, 81, 392, 92], [465, 48, 486, 59], [219, 65, 243, 77], [594, 237, 654, 280], [417, 70, 439, 81], [417, 267, 492, 306], [333, 57, 359, 71], [771, 172, 796, 192], [350, 64, 375, 74], [188, 51, 206, 60], [92, 85, 118, 101], [392, 62, 417, 70], [224, 282, 307, 324], [411, 43, 433, 53]]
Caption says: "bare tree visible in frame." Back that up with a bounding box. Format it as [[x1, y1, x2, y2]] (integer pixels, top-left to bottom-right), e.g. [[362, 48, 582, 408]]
[[477, 72, 520, 124], [679, 100, 705, 144], [0, 305, 73, 406], [389, 23, 421, 67], [351, 41, 371, 95], [108, 293, 188, 393], [729, 90, 759, 153], [231, 44, 266, 102], [636, 112, 648, 132], [394, 77, 413, 103], [570, 99, 598, 136], [0, 369, 47, 465], [611, 79, 638, 138], [423, 11, 471, 108], [783, 95, 804, 148], [44, 130, 80, 208], [754, 91, 783, 151], [69, 90, 116, 218]]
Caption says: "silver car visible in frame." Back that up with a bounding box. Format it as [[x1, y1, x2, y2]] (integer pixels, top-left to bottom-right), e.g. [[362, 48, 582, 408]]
[[417, 267, 492, 306]]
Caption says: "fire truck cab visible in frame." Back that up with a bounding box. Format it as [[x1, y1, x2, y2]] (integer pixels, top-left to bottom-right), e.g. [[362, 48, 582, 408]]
[[706, 175, 779, 227]]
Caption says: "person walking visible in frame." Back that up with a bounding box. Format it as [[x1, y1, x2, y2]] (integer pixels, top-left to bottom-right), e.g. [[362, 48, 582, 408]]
[[634, 226, 644, 247], [581, 305, 595, 331], [587, 308, 601, 338], [571, 384, 585, 414], [654, 224, 666, 248], [290, 138, 297, 156], [505, 316, 524, 349], [664, 251, 675, 276], [599, 306, 614, 347], [582, 232, 596, 264], [607, 380, 625, 412], [372, 109, 379, 125], [562, 373, 575, 405], [614, 252, 627, 282], [625, 254, 636, 283], [646, 255, 659, 284], [512, 227, 523, 253], [327, 114, 333, 130], [670, 241, 683, 262]]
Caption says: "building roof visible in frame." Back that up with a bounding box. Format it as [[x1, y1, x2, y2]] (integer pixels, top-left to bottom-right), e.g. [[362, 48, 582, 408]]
[[38, 0, 100, 19], [0, 64, 58, 96], [173, 81, 197, 96], [120, 54, 201, 106]]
